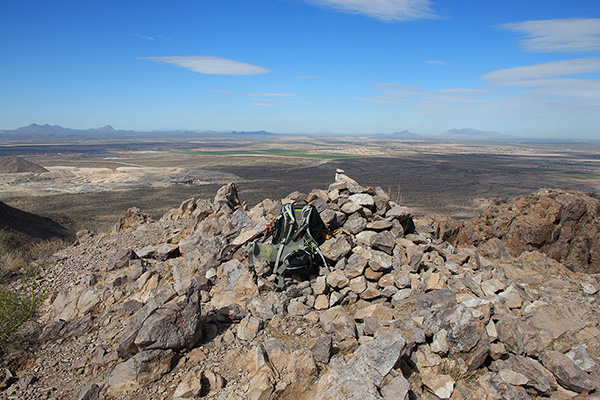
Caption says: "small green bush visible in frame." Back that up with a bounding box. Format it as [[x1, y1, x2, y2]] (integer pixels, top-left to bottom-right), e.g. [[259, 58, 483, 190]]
[[0, 280, 42, 349], [0, 230, 61, 351]]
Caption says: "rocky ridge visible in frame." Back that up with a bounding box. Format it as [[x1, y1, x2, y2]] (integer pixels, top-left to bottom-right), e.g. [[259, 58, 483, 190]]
[[0, 156, 49, 174], [2, 172, 600, 399], [440, 189, 600, 273]]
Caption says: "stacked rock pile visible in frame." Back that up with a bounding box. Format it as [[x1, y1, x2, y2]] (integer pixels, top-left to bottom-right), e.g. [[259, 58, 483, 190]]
[[3, 172, 600, 400]]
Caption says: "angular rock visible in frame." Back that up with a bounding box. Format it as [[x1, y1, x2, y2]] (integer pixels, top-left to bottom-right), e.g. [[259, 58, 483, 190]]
[[319, 306, 357, 342], [422, 303, 482, 353], [173, 367, 203, 399], [343, 215, 367, 235], [349, 276, 367, 294], [421, 373, 454, 399], [493, 354, 554, 396], [309, 335, 333, 364], [210, 259, 259, 308], [348, 193, 375, 207], [313, 276, 329, 295], [72, 383, 100, 400], [314, 294, 330, 310], [366, 220, 393, 231], [118, 207, 151, 231], [477, 373, 530, 400], [320, 236, 352, 262], [312, 328, 407, 400], [566, 346, 596, 373], [108, 249, 140, 271], [380, 374, 409, 400], [214, 182, 241, 209], [345, 253, 368, 279], [327, 269, 350, 289], [134, 293, 202, 352], [541, 350, 600, 393], [495, 315, 543, 357], [106, 349, 177, 395], [371, 231, 396, 255]]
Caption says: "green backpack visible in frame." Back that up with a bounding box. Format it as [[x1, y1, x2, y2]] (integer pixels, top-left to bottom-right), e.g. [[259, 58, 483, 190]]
[[247, 201, 328, 288]]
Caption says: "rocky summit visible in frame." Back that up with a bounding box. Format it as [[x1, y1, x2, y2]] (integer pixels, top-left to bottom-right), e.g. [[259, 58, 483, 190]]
[[3, 173, 600, 400]]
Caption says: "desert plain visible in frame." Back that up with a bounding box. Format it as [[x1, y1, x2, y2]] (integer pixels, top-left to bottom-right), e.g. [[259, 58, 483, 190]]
[[1, 132, 599, 233]]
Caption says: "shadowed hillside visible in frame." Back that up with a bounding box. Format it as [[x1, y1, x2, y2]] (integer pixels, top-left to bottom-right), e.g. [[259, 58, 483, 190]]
[[0, 156, 48, 173], [0, 201, 73, 248]]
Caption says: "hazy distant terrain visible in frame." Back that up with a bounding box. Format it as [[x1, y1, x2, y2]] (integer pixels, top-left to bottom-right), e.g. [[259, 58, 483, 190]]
[[1, 124, 599, 233]]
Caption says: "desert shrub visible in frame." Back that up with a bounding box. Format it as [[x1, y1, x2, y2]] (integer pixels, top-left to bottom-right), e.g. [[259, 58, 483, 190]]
[[0, 278, 43, 350], [0, 230, 62, 351]]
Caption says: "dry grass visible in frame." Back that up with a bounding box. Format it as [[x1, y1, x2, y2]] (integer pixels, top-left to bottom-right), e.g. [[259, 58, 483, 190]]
[[0, 229, 60, 351]]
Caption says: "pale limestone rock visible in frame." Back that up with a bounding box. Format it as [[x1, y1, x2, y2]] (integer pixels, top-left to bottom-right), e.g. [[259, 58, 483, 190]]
[[431, 329, 449, 355], [349, 276, 367, 294], [312, 276, 328, 295], [314, 294, 330, 310], [348, 193, 374, 207], [566, 346, 596, 373], [499, 368, 529, 386], [422, 373, 455, 399]]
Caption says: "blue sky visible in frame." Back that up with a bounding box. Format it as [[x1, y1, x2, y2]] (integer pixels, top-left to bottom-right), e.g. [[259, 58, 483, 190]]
[[1, 0, 599, 139]]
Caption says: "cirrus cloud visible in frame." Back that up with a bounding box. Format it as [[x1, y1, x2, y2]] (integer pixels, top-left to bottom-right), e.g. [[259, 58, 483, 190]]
[[140, 56, 272, 75], [306, 0, 439, 22], [501, 18, 600, 53], [482, 58, 600, 81]]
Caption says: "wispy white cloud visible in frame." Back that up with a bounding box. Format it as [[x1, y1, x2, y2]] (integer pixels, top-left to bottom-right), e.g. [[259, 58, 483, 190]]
[[425, 60, 449, 65], [244, 93, 307, 97], [482, 58, 600, 100], [273, 100, 315, 104], [501, 79, 600, 100], [355, 84, 491, 105], [306, 0, 439, 22], [140, 56, 272, 75], [249, 103, 274, 107], [249, 99, 315, 105], [209, 89, 236, 94], [501, 18, 600, 53], [135, 34, 170, 41], [482, 58, 600, 81]]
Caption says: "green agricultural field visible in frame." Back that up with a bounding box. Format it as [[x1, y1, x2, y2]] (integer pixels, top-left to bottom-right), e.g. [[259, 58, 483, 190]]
[[186, 148, 367, 159]]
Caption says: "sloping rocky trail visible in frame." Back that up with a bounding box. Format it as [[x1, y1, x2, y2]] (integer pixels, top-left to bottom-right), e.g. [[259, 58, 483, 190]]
[[2, 172, 600, 400]]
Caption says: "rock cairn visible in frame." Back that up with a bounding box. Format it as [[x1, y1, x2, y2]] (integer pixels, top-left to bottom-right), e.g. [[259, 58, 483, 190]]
[[3, 172, 600, 399]]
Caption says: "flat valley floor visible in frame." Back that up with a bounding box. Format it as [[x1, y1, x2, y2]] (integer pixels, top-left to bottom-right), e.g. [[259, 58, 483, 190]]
[[1, 135, 599, 233]]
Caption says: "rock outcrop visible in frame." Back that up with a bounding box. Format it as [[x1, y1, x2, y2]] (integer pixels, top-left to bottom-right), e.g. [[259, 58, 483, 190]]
[[3, 174, 600, 399], [441, 188, 600, 273]]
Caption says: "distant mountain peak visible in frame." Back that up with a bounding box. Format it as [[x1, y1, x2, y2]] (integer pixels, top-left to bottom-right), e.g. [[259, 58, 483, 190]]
[[393, 130, 419, 138], [98, 125, 116, 132]]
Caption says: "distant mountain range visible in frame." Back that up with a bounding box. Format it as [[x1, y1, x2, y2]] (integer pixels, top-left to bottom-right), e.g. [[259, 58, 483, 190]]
[[0, 123, 526, 143], [0, 124, 278, 141], [388, 128, 509, 142], [392, 130, 419, 138], [440, 128, 507, 141]]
